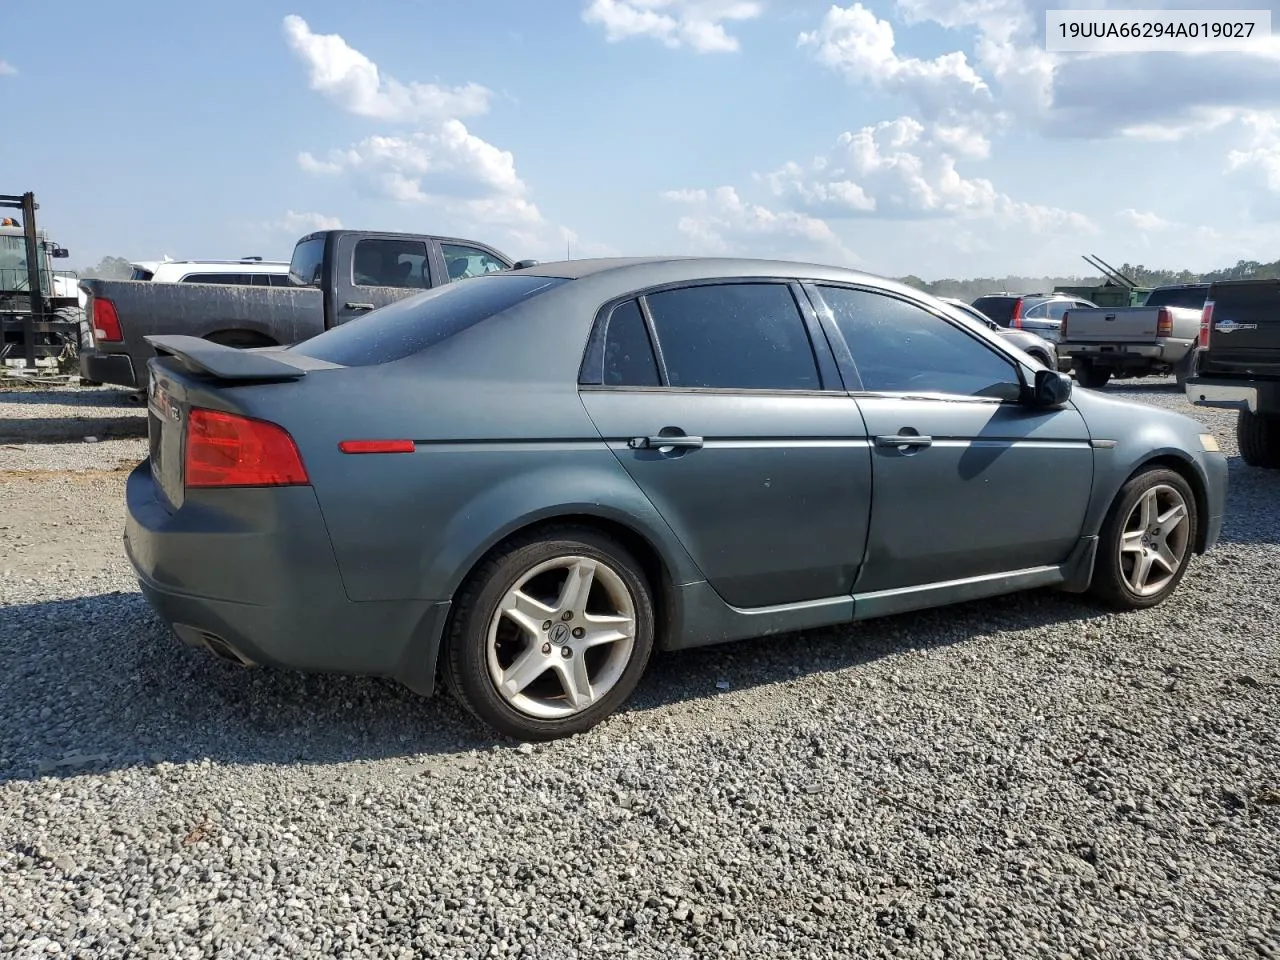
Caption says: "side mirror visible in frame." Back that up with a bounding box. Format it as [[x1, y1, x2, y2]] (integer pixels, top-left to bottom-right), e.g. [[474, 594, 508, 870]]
[[512, 259, 540, 270], [1026, 367, 1072, 407], [52, 246, 69, 259]]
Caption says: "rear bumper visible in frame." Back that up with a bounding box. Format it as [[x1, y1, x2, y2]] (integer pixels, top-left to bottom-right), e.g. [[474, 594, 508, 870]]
[[1059, 340, 1191, 367], [80, 349, 138, 388], [124, 460, 449, 696]]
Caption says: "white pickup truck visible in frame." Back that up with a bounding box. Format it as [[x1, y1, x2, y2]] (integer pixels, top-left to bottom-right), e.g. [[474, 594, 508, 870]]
[[1057, 283, 1208, 389]]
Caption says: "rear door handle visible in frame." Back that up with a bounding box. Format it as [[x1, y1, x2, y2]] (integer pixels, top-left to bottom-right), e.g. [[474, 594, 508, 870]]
[[628, 435, 704, 450], [345, 302, 375, 311], [875, 433, 933, 449]]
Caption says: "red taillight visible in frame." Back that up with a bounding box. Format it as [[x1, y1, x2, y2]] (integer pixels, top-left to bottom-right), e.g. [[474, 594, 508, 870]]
[[92, 297, 123, 342], [1010, 300, 1023, 328], [184, 408, 309, 488], [1156, 307, 1173, 338], [1200, 300, 1214, 349], [338, 439, 415, 454], [1060, 310, 1069, 339]]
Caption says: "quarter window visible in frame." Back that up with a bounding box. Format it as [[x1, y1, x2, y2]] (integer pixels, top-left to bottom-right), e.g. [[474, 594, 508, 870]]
[[352, 239, 430, 289], [642, 283, 821, 391], [602, 300, 660, 387], [818, 286, 1020, 399]]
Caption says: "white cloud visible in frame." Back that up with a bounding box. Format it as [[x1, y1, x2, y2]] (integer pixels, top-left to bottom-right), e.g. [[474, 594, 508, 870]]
[[1226, 112, 1280, 194], [885, 0, 1280, 141], [300, 121, 528, 200], [275, 210, 343, 233], [799, 4, 994, 128], [0, 61, 16, 76], [662, 185, 861, 263], [284, 13, 585, 252], [282, 14, 490, 122], [760, 117, 1094, 233], [583, 0, 762, 53], [1117, 209, 1173, 232]]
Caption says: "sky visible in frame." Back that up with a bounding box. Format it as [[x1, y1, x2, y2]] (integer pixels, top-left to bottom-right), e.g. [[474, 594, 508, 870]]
[[4, 0, 1280, 280]]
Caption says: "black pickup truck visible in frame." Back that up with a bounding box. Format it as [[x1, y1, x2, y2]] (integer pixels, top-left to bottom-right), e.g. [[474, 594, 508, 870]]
[[79, 229, 519, 390], [1185, 278, 1280, 467]]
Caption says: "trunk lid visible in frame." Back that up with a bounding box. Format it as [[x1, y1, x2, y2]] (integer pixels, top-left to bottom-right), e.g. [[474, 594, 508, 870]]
[[142, 335, 338, 510], [1201, 280, 1280, 376]]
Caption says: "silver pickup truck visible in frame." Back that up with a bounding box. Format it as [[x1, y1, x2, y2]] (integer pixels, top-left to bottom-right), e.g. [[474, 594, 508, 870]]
[[1057, 283, 1208, 389]]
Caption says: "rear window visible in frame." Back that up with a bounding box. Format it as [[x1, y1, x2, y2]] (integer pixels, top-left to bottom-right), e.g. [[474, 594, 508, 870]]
[[1144, 286, 1208, 310], [289, 237, 326, 287], [291, 274, 571, 366], [971, 296, 1017, 325]]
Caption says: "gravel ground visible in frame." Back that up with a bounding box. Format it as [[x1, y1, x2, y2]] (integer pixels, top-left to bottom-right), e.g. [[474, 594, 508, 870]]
[[0, 378, 1277, 959]]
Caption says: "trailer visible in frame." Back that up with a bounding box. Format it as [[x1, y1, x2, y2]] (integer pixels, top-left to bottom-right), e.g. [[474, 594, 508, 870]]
[[0, 191, 82, 374]]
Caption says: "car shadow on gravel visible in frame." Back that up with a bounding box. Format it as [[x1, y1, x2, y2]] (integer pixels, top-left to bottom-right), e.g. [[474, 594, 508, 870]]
[[0, 585, 1111, 783], [0, 388, 140, 409]]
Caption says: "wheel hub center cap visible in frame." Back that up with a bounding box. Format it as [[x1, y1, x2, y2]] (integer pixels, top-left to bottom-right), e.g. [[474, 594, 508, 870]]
[[549, 622, 571, 646]]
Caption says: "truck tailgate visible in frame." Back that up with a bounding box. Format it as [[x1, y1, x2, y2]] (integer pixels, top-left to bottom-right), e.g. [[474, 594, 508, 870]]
[[1203, 281, 1280, 375], [1064, 307, 1157, 343]]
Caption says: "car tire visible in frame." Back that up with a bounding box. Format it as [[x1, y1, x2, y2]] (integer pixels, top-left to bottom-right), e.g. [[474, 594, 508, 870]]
[[1030, 350, 1053, 369], [1075, 361, 1111, 389], [442, 526, 656, 741], [1088, 467, 1198, 610], [1237, 409, 1280, 468]]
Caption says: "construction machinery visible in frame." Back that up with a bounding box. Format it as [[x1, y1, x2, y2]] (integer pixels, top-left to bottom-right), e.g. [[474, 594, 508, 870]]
[[0, 191, 83, 373]]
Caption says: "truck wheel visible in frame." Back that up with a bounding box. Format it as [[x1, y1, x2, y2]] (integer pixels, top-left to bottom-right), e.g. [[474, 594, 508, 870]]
[[1075, 361, 1111, 389], [442, 526, 656, 741], [1237, 409, 1280, 468], [1088, 466, 1197, 610]]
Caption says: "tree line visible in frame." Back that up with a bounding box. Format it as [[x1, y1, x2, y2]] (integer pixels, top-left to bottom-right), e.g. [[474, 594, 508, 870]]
[[74, 253, 1280, 298]]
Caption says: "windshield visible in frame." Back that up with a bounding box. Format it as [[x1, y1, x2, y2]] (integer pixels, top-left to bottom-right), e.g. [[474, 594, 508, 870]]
[[289, 237, 325, 286], [0, 235, 30, 292]]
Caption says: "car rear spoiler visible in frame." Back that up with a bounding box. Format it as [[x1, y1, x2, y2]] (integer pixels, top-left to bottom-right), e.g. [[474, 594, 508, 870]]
[[144, 334, 337, 381]]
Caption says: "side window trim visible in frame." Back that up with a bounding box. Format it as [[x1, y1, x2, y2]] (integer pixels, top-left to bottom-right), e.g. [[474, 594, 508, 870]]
[[805, 282, 1025, 403], [634, 294, 670, 386], [579, 278, 841, 394]]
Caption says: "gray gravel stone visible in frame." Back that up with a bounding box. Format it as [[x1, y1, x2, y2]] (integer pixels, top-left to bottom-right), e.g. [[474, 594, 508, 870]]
[[0, 377, 1277, 959]]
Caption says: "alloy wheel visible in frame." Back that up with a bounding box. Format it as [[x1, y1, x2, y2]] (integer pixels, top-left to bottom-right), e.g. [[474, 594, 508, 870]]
[[1117, 483, 1191, 597], [484, 556, 637, 719]]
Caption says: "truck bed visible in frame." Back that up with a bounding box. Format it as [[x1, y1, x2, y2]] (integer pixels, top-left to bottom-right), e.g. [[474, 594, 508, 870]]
[[79, 278, 324, 389]]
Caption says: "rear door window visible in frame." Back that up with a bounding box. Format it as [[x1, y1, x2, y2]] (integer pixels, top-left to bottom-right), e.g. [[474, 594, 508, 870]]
[[352, 238, 431, 289], [641, 282, 822, 391]]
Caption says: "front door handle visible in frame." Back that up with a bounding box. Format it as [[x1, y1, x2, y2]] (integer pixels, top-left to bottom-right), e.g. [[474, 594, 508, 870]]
[[628, 434, 704, 450], [345, 302, 375, 311], [874, 433, 933, 449]]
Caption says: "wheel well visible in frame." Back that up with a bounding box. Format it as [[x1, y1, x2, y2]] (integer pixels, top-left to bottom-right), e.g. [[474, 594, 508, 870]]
[[204, 329, 278, 349], [1130, 454, 1210, 553], [449, 513, 674, 636]]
